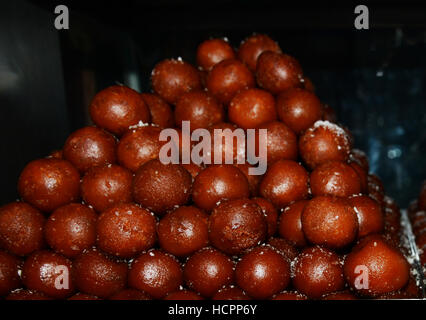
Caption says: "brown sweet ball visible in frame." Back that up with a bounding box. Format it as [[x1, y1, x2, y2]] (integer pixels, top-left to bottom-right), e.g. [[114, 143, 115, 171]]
[[18, 158, 80, 212], [299, 120, 352, 169], [68, 292, 101, 300], [109, 289, 151, 300], [259, 160, 309, 209], [196, 38, 236, 71], [6, 289, 52, 300], [236, 163, 262, 197], [367, 173, 385, 195], [164, 290, 204, 300], [321, 291, 358, 300], [151, 58, 202, 104], [278, 200, 308, 247], [22, 250, 74, 299], [235, 246, 291, 299], [81, 164, 133, 213], [0, 202, 45, 256], [237, 34, 282, 72], [208, 122, 245, 165], [158, 206, 209, 257], [192, 164, 250, 212], [184, 247, 234, 297], [252, 197, 278, 237], [133, 159, 192, 215], [348, 195, 383, 238], [228, 88, 277, 129], [302, 196, 358, 249], [256, 51, 303, 94], [206, 59, 255, 105], [349, 161, 368, 193], [89, 85, 151, 136], [73, 248, 128, 298], [0, 250, 21, 296], [117, 125, 163, 172], [140, 93, 174, 128], [267, 238, 298, 261], [212, 286, 251, 300], [310, 161, 362, 198], [344, 235, 410, 297], [349, 148, 370, 172], [276, 88, 322, 134], [128, 250, 183, 299], [322, 104, 337, 123], [96, 203, 157, 258], [208, 199, 267, 255], [293, 246, 345, 299], [272, 291, 308, 300], [44, 203, 97, 258], [174, 90, 224, 130]]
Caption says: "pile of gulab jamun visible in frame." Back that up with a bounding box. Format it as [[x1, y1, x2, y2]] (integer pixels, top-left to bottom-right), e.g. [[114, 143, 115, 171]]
[[0, 34, 421, 300]]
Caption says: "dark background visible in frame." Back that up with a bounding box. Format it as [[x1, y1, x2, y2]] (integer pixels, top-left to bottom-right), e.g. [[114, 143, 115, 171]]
[[0, 0, 425, 207]]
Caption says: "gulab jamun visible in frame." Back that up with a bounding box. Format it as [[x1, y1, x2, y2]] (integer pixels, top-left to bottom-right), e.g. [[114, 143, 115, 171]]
[[0, 250, 21, 296], [252, 197, 278, 237], [140, 93, 174, 128], [196, 38, 236, 71], [278, 200, 308, 247], [348, 195, 384, 238]]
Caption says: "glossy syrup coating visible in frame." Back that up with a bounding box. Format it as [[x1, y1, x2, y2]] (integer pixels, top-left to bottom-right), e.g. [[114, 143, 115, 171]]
[[237, 34, 282, 72], [128, 250, 183, 299], [228, 88, 277, 129], [278, 200, 308, 247], [349, 161, 368, 193], [299, 120, 352, 169], [151, 58, 202, 104], [0, 250, 21, 296], [192, 165, 250, 212], [212, 286, 251, 300], [89, 85, 150, 136], [344, 235, 410, 297], [255, 51, 303, 94], [196, 38, 236, 71], [259, 160, 309, 209], [44, 203, 97, 258], [164, 290, 204, 300], [208, 199, 267, 255], [0, 202, 45, 256], [133, 160, 192, 215], [348, 195, 383, 238], [267, 238, 298, 262], [81, 164, 133, 213], [272, 291, 308, 300], [6, 289, 52, 300], [310, 161, 362, 198], [117, 125, 164, 172], [174, 90, 224, 130], [96, 203, 157, 258], [18, 158, 80, 212], [293, 246, 345, 299], [252, 197, 278, 237], [140, 93, 174, 128], [158, 206, 209, 257], [206, 59, 255, 105], [109, 289, 151, 300], [302, 196, 358, 249], [235, 163, 262, 197], [184, 247, 234, 297], [22, 250, 74, 299], [321, 291, 358, 300], [276, 88, 323, 135], [73, 249, 128, 298], [235, 246, 291, 299]]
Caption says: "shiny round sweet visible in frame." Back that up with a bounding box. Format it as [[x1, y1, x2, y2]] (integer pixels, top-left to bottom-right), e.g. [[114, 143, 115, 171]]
[[259, 160, 309, 209], [73, 249, 128, 298], [293, 246, 345, 299], [81, 164, 133, 213], [252, 197, 278, 237], [0, 250, 21, 296], [109, 289, 151, 300], [349, 161, 368, 193], [237, 34, 281, 72], [278, 200, 308, 247], [344, 235, 410, 297], [128, 250, 183, 299], [267, 238, 298, 261], [196, 38, 236, 71], [184, 247, 234, 297], [22, 250, 74, 299], [151, 58, 201, 104], [164, 290, 204, 300], [349, 148, 370, 172], [212, 286, 251, 300], [206, 59, 255, 105], [18, 158, 80, 212], [255, 51, 303, 94], [348, 195, 383, 238], [89, 85, 150, 136], [299, 120, 351, 169], [133, 160, 192, 215], [174, 90, 224, 130], [235, 163, 262, 197], [6, 289, 52, 300], [140, 93, 174, 128], [302, 196, 358, 249], [44, 203, 97, 258], [235, 246, 291, 299], [368, 174, 385, 195], [228, 88, 276, 129], [321, 291, 358, 300], [0, 202, 45, 256], [192, 165, 250, 212], [272, 291, 308, 300], [208, 122, 245, 165], [208, 199, 267, 255], [158, 206, 208, 257], [96, 203, 157, 258], [117, 125, 163, 172], [276, 87, 322, 134]]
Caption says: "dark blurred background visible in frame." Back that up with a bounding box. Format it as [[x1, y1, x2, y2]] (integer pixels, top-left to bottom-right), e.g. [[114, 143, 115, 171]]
[[0, 0, 425, 207]]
